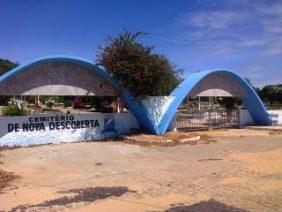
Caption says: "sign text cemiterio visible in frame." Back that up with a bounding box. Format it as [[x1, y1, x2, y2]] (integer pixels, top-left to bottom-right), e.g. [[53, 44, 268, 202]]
[[7, 115, 100, 132]]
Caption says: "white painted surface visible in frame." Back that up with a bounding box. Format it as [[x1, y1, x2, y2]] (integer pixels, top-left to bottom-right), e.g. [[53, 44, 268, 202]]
[[0, 113, 139, 146], [141, 96, 175, 127], [239, 109, 282, 126], [268, 110, 282, 125], [239, 109, 254, 126]]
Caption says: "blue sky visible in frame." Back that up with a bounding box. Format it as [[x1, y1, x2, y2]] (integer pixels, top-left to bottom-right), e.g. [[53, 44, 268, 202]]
[[0, 0, 281, 87]]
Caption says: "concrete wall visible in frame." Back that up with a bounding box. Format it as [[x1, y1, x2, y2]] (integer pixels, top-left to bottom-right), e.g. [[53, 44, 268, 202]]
[[141, 96, 175, 129], [239, 109, 282, 126], [268, 110, 282, 125], [0, 112, 139, 147], [239, 109, 254, 127]]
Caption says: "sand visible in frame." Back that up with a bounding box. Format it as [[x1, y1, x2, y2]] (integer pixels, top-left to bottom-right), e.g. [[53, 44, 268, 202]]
[[0, 127, 282, 211]]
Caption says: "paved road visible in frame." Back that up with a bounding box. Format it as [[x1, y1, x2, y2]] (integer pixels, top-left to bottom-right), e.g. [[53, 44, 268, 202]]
[[0, 128, 282, 211]]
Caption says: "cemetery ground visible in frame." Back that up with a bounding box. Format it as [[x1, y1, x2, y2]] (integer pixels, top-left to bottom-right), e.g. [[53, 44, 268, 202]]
[[0, 127, 282, 211]]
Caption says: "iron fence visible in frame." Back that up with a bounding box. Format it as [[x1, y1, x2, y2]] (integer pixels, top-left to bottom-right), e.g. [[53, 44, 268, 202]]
[[176, 106, 239, 131]]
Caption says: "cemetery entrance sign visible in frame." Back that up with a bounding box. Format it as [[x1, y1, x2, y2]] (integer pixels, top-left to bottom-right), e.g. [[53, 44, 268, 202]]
[[7, 114, 100, 133]]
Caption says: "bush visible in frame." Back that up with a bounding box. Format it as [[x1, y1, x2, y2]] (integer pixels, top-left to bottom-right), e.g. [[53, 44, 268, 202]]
[[24, 96, 36, 103], [96, 30, 181, 96], [45, 97, 55, 108], [46, 101, 54, 108], [218, 97, 241, 110], [2, 105, 29, 116], [64, 100, 73, 108]]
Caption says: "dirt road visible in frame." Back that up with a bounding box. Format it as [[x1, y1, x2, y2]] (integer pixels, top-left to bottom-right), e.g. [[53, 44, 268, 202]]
[[0, 128, 282, 211]]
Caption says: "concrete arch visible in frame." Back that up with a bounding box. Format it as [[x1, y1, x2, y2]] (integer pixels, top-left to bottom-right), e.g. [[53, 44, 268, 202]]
[[0, 58, 271, 135], [0, 55, 156, 133], [156, 70, 271, 135], [0, 56, 119, 96]]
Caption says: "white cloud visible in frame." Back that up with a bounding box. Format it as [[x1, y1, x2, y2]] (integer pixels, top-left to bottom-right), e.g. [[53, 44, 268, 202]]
[[147, 1, 282, 87], [173, 1, 282, 61], [180, 11, 250, 30]]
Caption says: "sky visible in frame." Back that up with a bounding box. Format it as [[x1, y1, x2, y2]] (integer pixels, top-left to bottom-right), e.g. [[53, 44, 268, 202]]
[[0, 0, 281, 87]]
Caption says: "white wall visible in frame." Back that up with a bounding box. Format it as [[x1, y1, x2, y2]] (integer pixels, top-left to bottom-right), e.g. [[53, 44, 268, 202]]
[[239, 109, 254, 127], [0, 112, 139, 147], [141, 96, 175, 128], [268, 110, 282, 125], [239, 109, 282, 126]]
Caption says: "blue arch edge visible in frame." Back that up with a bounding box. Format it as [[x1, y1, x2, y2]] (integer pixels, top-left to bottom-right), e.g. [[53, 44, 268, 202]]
[[0, 55, 115, 84], [0, 56, 271, 135], [156, 70, 271, 135]]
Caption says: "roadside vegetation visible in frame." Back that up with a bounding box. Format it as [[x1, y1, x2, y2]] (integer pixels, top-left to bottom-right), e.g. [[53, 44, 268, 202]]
[[1, 104, 29, 116]]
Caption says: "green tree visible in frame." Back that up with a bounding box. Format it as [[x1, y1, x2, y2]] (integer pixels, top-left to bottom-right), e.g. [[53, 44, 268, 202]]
[[1, 105, 29, 116], [0, 58, 18, 76], [260, 84, 282, 104], [0, 58, 19, 105], [96, 30, 181, 96], [219, 97, 239, 110]]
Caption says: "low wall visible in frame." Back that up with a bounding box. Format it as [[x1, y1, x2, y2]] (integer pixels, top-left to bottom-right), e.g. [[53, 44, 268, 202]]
[[239, 109, 254, 126], [268, 110, 282, 125], [239, 109, 282, 126], [0, 112, 139, 146]]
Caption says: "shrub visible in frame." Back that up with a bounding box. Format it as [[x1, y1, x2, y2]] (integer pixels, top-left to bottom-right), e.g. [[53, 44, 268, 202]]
[[45, 97, 55, 108], [2, 105, 29, 116], [46, 101, 54, 108], [24, 96, 36, 103], [64, 100, 73, 108]]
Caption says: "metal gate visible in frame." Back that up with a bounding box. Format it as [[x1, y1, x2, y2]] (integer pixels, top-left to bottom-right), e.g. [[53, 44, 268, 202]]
[[176, 106, 239, 131]]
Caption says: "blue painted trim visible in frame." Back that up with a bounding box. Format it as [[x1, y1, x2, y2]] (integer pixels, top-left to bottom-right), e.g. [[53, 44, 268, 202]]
[[156, 70, 271, 134]]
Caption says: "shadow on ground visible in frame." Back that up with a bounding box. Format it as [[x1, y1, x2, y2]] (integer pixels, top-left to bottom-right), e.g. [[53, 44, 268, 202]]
[[9, 186, 136, 211], [165, 199, 248, 212]]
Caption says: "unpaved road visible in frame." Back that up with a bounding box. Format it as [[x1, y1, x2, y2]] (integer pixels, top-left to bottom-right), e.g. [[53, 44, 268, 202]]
[[0, 128, 282, 211]]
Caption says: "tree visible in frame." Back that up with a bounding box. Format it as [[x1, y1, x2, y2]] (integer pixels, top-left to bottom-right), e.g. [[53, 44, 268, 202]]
[[219, 97, 240, 110], [260, 84, 282, 104], [0, 58, 18, 76], [96, 30, 181, 96], [0, 58, 19, 105]]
